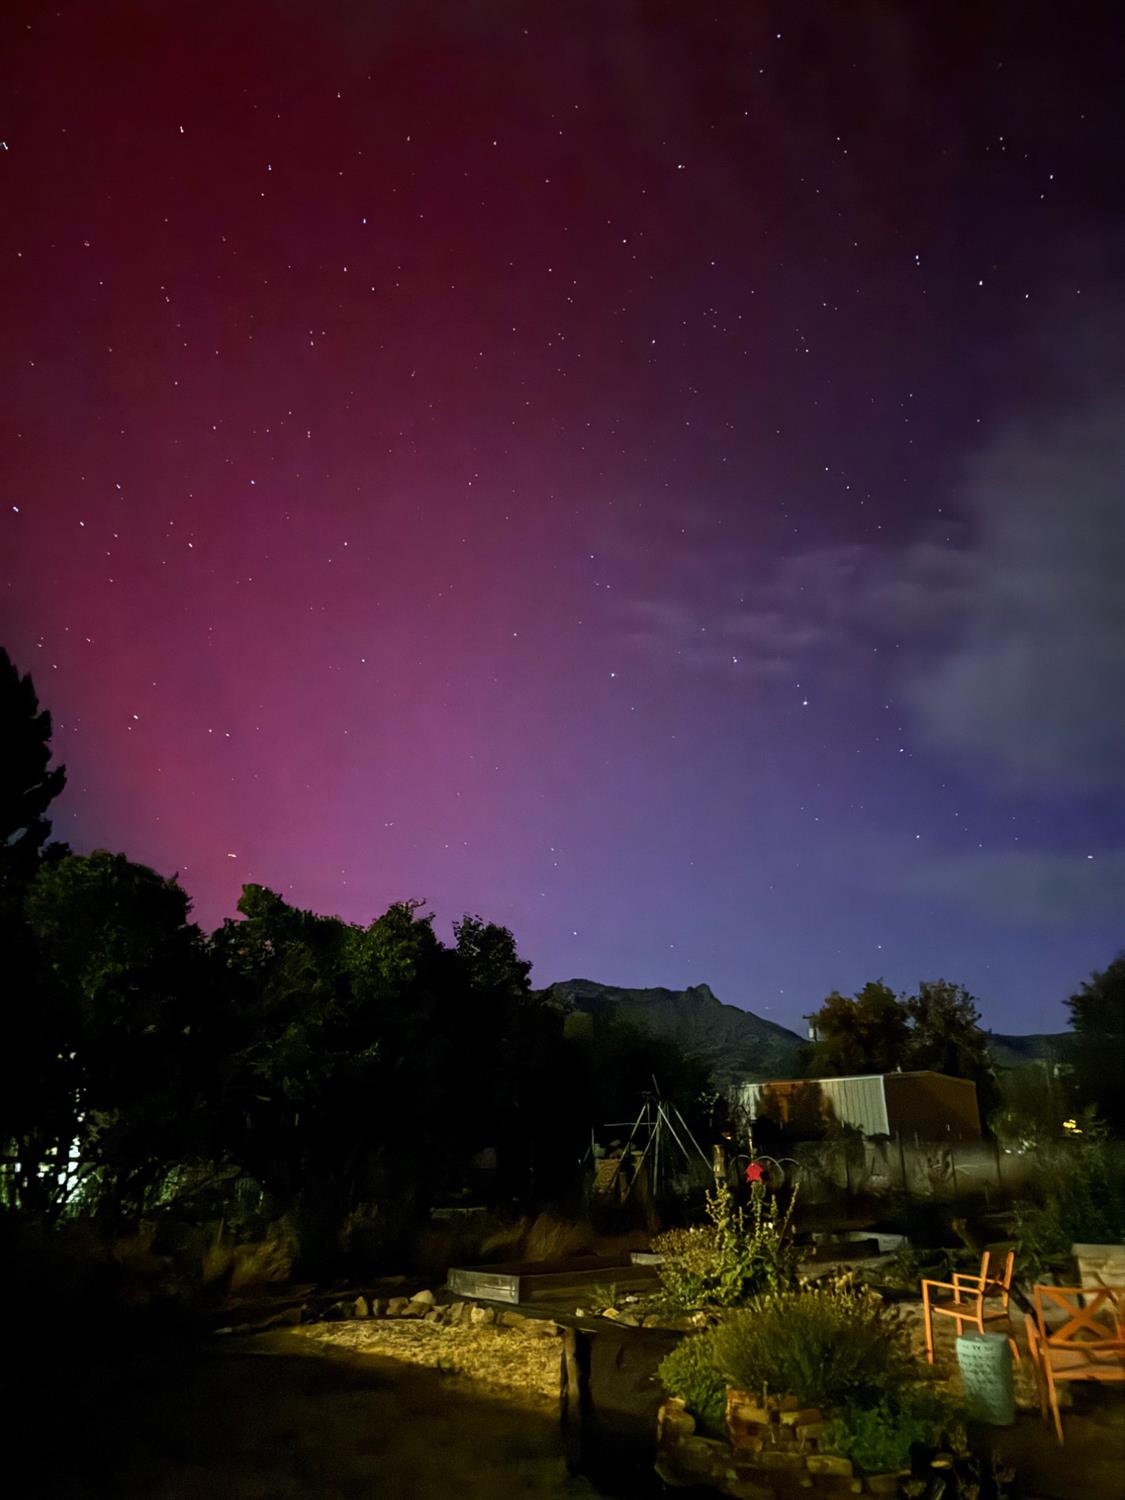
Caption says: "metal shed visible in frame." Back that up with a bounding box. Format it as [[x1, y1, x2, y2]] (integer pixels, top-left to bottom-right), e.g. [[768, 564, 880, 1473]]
[[733, 1069, 980, 1141]]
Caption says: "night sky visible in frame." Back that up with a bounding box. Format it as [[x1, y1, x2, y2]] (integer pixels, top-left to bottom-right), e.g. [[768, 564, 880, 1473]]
[[4, 2, 1123, 1035]]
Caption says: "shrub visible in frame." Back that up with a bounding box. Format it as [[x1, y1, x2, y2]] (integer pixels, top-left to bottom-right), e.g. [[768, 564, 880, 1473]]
[[708, 1284, 912, 1409], [657, 1328, 727, 1433], [1014, 1129, 1125, 1278], [653, 1179, 798, 1311], [822, 1388, 964, 1474]]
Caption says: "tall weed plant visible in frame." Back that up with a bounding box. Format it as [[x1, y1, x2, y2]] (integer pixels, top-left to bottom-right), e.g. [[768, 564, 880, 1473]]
[[653, 1179, 798, 1312]]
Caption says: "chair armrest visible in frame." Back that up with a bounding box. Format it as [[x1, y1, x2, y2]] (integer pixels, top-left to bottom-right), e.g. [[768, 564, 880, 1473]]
[[922, 1278, 963, 1296]]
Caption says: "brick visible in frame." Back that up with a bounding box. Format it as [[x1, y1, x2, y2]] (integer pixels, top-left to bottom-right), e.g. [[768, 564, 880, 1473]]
[[797, 1422, 829, 1443], [807, 1455, 854, 1477], [727, 1391, 772, 1427], [728, 1432, 764, 1454], [757, 1449, 807, 1470]]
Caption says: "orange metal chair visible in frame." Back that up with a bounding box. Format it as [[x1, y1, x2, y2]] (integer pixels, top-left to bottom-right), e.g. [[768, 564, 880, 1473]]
[[1024, 1284, 1125, 1444], [921, 1246, 1019, 1365]]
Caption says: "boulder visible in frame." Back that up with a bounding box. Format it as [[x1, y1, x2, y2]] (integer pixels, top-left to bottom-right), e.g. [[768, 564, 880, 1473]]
[[468, 1303, 495, 1325], [386, 1296, 411, 1317], [352, 1296, 370, 1319], [409, 1288, 436, 1309], [807, 1454, 853, 1477]]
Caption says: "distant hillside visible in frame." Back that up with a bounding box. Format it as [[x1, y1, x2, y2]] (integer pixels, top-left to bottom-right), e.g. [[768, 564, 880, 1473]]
[[547, 978, 804, 1083], [986, 1031, 1070, 1068], [546, 978, 1069, 1083]]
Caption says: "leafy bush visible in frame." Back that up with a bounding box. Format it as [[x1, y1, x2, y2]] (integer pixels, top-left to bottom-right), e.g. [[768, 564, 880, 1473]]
[[657, 1330, 728, 1433], [822, 1388, 964, 1474], [653, 1179, 798, 1311], [707, 1284, 912, 1409], [1014, 1129, 1125, 1278]]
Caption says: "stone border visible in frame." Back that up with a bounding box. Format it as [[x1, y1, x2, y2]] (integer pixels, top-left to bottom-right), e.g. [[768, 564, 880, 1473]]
[[656, 1391, 911, 1497]]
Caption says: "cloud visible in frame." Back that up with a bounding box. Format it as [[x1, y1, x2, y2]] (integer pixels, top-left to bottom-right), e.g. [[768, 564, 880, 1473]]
[[620, 389, 1125, 791], [619, 543, 864, 674], [906, 846, 1125, 927], [902, 398, 1125, 788]]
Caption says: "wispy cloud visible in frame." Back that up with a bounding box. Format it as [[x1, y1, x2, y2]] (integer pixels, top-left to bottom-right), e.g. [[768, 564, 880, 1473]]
[[619, 387, 1125, 791], [900, 398, 1125, 788], [905, 846, 1125, 927]]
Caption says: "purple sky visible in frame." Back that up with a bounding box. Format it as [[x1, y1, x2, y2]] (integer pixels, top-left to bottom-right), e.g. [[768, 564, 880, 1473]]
[[4, 1, 1123, 1034]]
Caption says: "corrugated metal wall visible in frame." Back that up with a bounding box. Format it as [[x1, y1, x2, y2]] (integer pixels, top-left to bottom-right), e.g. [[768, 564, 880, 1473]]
[[734, 1075, 889, 1136], [818, 1074, 890, 1136]]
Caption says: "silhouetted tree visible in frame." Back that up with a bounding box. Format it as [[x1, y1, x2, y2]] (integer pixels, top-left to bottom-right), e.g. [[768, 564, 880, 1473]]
[[1066, 952, 1125, 1133], [0, 648, 67, 887], [802, 982, 909, 1076], [906, 978, 998, 1118]]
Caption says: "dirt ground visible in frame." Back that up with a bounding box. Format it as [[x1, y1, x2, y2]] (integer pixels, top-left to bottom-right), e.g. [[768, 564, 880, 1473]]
[[16, 1327, 600, 1500]]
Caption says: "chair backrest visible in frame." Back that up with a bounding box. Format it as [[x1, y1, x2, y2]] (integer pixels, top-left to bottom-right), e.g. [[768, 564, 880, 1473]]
[[982, 1244, 1016, 1308], [1032, 1285, 1125, 1348]]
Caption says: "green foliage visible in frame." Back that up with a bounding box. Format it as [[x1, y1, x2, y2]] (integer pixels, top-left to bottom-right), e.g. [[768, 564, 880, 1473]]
[[653, 1179, 798, 1311], [1066, 952, 1125, 1134], [822, 1388, 964, 1475], [802, 978, 997, 1120], [1014, 1128, 1125, 1277], [906, 980, 998, 1119], [657, 1331, 728, 1432], [990, 1061, 1073, 1147], [707, 1284, 913, 1409], [803, 982, 908, 1078]]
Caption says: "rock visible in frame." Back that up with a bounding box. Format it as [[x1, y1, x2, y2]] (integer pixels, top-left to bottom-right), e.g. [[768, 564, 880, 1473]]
[[525, 1319, 559, 1337], [386, 1296, 411, 1317], [409, 1288, 436, 1308], [657, 1398, 696, 1446], [781, 1408, 822, 1427], [445, 1301, 465, 1323], [661, 1314, 701, 1332], [729, 1400, 771, 1427], [468, 1303, 495, 1325], [424, 1308, 443, 1322], [729, 1435, 764, 1454], [498, 1309, 528, 1328], [352, 1295, 370, 1318], [865, 1474, 907, 1495], [371, 1297, 388, 1317], [672, 1436, 726, 1480], [757, 1449, 806, 1469], [807, 1455, 853, 1477], [601, 1307, 621, 1320], [723, 1472, 774, 1500], [279, 1305, 303, 1326], [617, 1311, 642, 1326]]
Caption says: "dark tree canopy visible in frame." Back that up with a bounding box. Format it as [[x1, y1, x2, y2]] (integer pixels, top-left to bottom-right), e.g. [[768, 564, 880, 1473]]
[[0, 648, 66, 885], [803, 982, 910, 1077], [1066, 952, 1125, 1133]]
